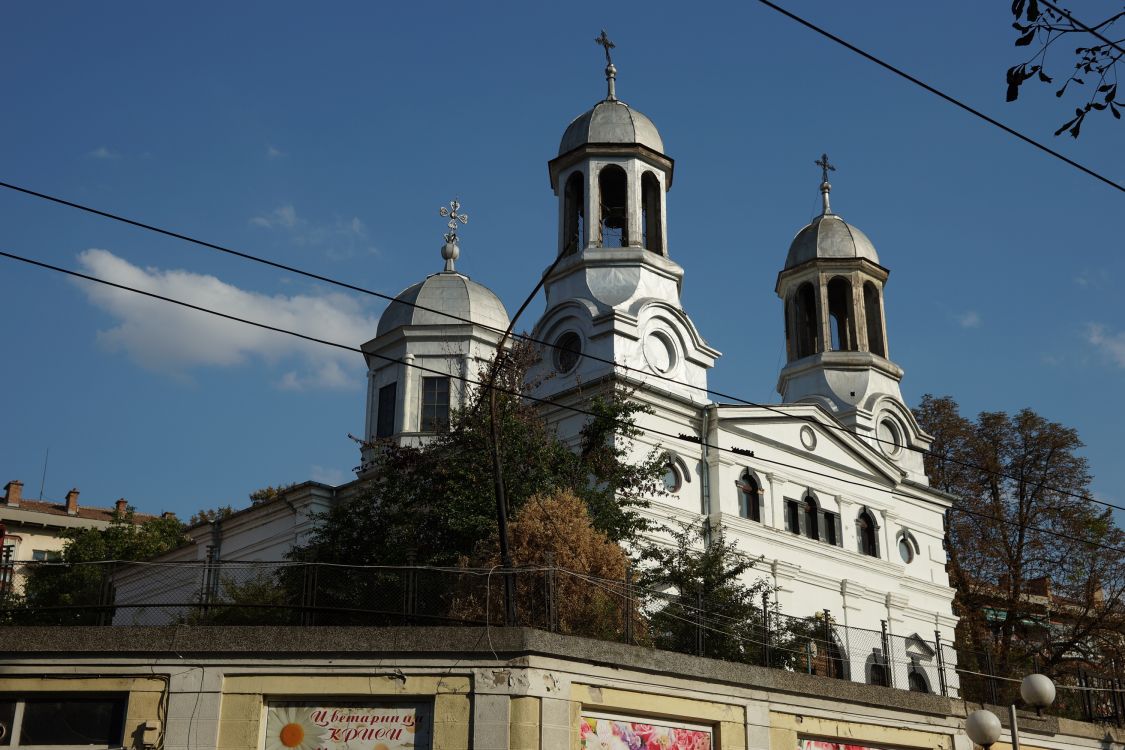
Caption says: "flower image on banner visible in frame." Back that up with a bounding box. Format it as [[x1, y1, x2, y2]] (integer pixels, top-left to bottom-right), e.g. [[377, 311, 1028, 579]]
[[263, 702, 430, 750], [800, 740, 882, 750], [580, 714, 712, 750]]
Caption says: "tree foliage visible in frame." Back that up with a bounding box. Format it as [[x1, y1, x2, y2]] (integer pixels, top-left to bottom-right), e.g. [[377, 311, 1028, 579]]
[[638, 522, 778, 663], [1007, 1, 1124, 137], [16, 508, 188, 624], [293, 344, 666, 568], [914, 395, 1125, 676], [452, 489, 642, 640]]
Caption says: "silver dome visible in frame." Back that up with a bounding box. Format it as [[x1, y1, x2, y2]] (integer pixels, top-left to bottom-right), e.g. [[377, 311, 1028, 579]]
[[558, 100, 664, 156], [784, 214, 880, 270], [376, 272, 510, 337]]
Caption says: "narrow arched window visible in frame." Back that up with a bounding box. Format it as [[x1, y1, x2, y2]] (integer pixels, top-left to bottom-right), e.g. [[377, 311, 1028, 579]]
[[793, 282, 818, 359], [908, 670, 929, 693], [598, 165, 629, 247], [857, 509, 878, 557], [738, 472, 761, 522], [804, 496, 819, 540], [827, 276, 856, 351], [864, 281, 885, 357], [641, 171, 662, 253], [562, 172, 585, 256]]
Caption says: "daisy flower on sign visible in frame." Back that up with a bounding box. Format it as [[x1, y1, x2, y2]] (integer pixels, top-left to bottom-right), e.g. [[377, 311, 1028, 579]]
[[265, 706, 325, 750]]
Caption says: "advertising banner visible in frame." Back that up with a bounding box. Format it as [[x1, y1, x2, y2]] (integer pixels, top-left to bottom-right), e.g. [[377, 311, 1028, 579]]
[[580, 712, 712, 750], [263, 701, 431, 750], [800, 740, 883, 750]]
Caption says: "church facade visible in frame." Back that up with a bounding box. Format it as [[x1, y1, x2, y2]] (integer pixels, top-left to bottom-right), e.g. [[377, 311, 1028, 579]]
[[112, 48, 958, 694]]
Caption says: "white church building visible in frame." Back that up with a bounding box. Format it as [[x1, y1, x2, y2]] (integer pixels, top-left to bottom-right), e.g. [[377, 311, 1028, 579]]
[[113, 50, 958, 692]]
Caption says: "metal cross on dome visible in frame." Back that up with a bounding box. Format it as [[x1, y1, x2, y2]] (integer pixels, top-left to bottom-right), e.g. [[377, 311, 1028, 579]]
[[439, 199, 468, 243], [595, 29, 615, 65], [816, 153, 836, 184]]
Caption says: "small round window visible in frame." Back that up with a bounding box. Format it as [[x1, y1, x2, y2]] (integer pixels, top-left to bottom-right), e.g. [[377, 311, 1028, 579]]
[[554, 331, 582, 374], [899, 537, 915, 564], [877, 416, 903, 457], [643, 329, 677, 374]]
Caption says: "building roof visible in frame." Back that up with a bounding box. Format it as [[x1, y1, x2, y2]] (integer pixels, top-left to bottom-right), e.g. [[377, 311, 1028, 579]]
[[558, 99, 664, 156], [784, 213, 880, 270], [376, 271, 510, 338], [1, 498, 156, 525]]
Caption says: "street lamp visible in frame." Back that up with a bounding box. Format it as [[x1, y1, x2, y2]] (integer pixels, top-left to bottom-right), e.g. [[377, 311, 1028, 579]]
[[966, 674, 1055, 750]]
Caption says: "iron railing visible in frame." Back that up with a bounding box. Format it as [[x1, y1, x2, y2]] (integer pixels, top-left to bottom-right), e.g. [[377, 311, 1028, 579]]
[[2, 559, 1123, 725]]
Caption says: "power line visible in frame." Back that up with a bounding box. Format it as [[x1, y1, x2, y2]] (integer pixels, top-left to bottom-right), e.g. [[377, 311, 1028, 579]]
[[1039, 0, 1125, 57], [755, 0, 1125, 194], [4, 247, 1125, 559], [1, 178, 1121, 517]]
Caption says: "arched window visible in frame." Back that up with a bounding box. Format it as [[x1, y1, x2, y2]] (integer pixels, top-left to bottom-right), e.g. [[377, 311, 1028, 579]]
[[562, 172, 585, 256], [598, 165, 629, 247], [738, 472, 761, 522], [908, 669, 929, 693], [857, 509, 879, 557], [864, 281, 885, 357], [792, 282, 818, 359], [641, 171, 662, 253], [827, 276, 856, 351], [803, 495, 819, 541]]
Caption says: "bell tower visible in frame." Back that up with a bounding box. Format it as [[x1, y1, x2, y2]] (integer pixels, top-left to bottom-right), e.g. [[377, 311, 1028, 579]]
[[775, 156, 931, 480], [529, 33, 718, 410]]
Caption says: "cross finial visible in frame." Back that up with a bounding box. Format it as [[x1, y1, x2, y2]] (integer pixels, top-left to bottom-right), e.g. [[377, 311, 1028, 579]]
[[438, 199, 468, 272], [595, 30, 615, 65], [594, 30, 618, 101], [815, 153, 836, 215]]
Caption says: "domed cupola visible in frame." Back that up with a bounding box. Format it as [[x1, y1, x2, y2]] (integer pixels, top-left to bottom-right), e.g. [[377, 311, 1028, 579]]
[[775, 156, 931, 480], [359, 201, 510, 465], [530, 32, 717, 409]]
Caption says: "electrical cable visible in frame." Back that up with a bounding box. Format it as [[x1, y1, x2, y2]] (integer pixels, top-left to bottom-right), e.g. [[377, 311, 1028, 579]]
[[4, 247, 1125, 558], [755, 0, 1125, 195], [0, 178, 1120, 517], [1038, 1, 1125, 57]]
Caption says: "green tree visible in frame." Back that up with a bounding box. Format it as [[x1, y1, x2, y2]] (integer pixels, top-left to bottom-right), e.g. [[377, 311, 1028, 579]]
[[638, 522, 777, 664], [18, 508, 188, 624], [293, 345, 665, 568], [1006, 1, 1124, 137], [914, 395, 1125, 681]]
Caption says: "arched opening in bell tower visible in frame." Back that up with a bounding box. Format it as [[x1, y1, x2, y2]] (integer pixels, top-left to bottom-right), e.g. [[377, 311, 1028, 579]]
[[598, 165, 629, 247], [827, 276, 857, 351], [641, 171, 662, 254], [863, 281, 885, 357], [562, 172, 585, 256], [792, 282, 818, 359]]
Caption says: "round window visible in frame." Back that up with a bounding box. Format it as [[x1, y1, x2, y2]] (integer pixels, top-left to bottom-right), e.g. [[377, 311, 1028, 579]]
[[899, 537, 915, 564], [643, 330, 677, 374], [877, 417, 903, 457], [800, 425, 817, 451], [554, 331, 582, 374]]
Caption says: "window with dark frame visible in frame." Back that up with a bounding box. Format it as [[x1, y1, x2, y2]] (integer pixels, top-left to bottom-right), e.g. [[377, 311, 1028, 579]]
[[0, 694, 127, 747], [421, 377, 451, 433], [858, 509, 879, 557], [786, 499, 800, 534], [803, 496, 819, 541], [376, 382, 397, 438], [738, 472, 761, 523]]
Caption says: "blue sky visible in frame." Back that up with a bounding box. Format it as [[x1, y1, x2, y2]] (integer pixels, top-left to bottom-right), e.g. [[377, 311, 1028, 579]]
[[1, 1, 1123, 523]]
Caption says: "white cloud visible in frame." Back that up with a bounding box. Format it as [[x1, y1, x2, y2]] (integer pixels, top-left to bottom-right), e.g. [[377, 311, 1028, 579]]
[[266, 144, 285, 160], [310, 465, 348, 486], [75, 249, 377, 388], [249, 204, 372, 259], [1086, 323, 1125, 368], [250, 204, 298, 230], [87, 146, 119, 159], [956, 311, 981, 328]]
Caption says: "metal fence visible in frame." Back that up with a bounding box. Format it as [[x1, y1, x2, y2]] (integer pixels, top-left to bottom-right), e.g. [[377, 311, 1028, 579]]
[[2, 559, 1123, 725]]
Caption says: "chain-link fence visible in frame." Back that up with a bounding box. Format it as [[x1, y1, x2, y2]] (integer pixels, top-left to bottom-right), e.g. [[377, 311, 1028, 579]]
[[2, 559, 1123, 725]]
